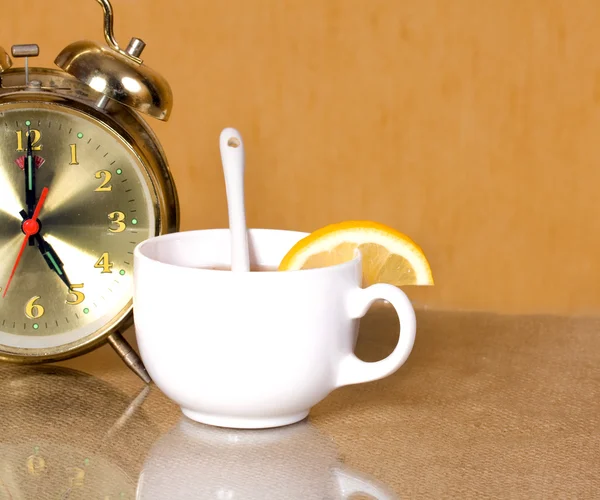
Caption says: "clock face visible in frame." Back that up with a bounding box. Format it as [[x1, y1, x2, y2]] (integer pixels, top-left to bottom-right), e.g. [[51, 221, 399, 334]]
[[0, 101, 156, 356]]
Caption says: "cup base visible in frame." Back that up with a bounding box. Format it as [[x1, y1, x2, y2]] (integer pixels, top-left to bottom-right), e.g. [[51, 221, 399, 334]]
[[180, 408, 310, 429]]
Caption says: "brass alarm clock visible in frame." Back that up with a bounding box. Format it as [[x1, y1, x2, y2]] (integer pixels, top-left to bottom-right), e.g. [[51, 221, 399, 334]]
[[0, 0, 179, 382]]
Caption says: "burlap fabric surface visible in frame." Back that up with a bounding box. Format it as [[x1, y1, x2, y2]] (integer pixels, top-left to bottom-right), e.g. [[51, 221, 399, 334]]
[[0, 307, 596, 499]]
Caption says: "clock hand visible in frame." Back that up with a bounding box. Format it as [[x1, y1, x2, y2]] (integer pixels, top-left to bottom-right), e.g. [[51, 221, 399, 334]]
[[24, 128, 38, 247], [25, 127, 37, 218], [3, 187, 49, 298], [37, 236, 72, 290], [18, 210, 73, 290]]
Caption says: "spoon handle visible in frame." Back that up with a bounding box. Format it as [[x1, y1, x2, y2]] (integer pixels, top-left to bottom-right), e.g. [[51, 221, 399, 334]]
[[220, 127, 250, 272]]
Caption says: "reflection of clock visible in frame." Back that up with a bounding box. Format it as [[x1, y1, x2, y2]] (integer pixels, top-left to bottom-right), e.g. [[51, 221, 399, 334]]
[[0, 0, 179, 382], [0, 443, 134, 500], [0, 365, 160, 499]]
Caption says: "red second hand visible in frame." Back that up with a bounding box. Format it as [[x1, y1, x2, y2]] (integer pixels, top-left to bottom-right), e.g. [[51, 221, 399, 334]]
[[3, 187, 49, 298]]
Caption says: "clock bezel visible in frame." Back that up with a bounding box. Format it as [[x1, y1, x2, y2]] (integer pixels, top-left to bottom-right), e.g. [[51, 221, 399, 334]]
[[0, 67, 179, 364]]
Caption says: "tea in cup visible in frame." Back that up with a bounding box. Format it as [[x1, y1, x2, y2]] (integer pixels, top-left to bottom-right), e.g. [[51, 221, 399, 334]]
[[133, 228, 416, 429]]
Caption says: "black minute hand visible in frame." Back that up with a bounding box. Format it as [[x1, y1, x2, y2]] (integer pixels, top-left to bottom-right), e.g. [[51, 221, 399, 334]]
[[25, 128, 37, 217], [24, 129, 38, 246], [19, 210, 72, 290]]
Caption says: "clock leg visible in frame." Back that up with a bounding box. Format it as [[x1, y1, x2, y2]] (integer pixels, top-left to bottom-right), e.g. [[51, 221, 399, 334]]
[[107, 331, 151, 384]]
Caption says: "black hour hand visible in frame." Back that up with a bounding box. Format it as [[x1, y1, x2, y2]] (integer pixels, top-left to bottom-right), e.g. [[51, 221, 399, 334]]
[[36, 234, 72, 290], [19, 210, 72, 290]]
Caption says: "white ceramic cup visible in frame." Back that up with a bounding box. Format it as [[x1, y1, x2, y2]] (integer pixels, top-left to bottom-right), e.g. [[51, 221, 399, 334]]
[[133, 229, 417, 429]]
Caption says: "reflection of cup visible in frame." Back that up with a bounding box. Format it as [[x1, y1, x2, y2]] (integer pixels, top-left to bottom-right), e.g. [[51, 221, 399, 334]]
[[137, 418, 398, 499], [134, 229, 417, 429], [0, 365, 157, 500]]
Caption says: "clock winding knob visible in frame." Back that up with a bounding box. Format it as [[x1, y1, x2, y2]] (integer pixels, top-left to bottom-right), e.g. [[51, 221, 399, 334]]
[[10, 44, 40, 87]]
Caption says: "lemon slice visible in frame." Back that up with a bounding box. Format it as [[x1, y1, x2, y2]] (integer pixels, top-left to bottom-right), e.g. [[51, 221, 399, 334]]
[[278, 221, 434, 286]]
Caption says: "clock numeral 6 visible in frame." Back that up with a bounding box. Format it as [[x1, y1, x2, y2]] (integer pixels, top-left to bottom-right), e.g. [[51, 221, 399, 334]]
[[94, 253, 113, 273], [16, 129, 42, 151], [67, 284, 85, 305], [108, 211, 126, 233], [25, 296, 44, 319], [95, 170, 112, 191]]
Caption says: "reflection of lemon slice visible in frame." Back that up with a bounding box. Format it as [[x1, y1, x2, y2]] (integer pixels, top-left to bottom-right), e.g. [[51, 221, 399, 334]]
[[278, 221, 434, 287]]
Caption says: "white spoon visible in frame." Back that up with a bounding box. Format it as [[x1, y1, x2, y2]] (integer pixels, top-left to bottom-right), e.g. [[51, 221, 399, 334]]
[[219, 127, 250, 272]]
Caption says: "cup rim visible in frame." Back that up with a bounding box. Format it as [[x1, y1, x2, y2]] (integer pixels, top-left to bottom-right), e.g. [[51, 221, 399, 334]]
[[133, 228, 361, 274]]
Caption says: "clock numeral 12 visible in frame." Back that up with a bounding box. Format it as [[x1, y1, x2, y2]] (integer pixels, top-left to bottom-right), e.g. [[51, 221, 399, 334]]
[[94, 253, 113, 273], [16, 129, 42, 151]]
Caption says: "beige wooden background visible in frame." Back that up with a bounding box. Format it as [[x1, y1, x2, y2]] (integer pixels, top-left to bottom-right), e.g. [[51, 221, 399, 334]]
[[4, 0, 600, 315]]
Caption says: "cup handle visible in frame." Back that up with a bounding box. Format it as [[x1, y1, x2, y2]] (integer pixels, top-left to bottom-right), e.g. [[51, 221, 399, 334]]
[[336, 283, 416, 388], [334, 466, 399, 499]]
